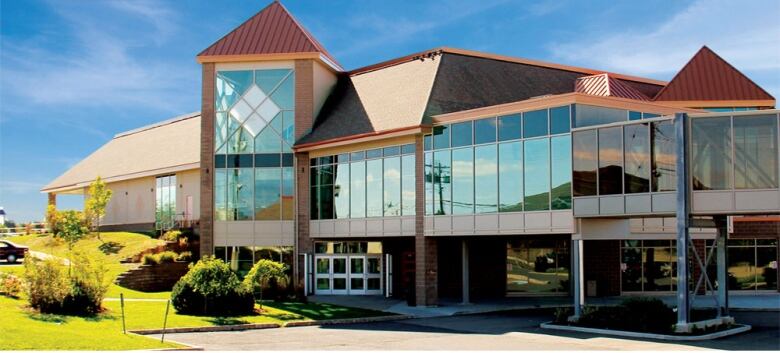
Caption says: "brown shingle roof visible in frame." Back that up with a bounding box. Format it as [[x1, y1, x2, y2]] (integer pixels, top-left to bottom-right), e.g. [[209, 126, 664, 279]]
[[654, 46, 774, 102], [197, 1, 341, 70]]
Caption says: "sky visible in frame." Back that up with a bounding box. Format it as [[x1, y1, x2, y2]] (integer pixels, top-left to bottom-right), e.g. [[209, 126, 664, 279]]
[[1, 0, 779, 223]]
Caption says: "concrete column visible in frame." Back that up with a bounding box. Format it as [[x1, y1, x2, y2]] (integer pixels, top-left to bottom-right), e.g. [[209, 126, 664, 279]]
[[571, 237, 585, 319], [674, 113, 691, 326], [716, 217, 729, 317], [462, 239, 470, 304]]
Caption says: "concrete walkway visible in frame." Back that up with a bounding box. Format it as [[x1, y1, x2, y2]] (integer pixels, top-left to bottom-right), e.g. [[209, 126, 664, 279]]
[[310, 293, 780, 318]]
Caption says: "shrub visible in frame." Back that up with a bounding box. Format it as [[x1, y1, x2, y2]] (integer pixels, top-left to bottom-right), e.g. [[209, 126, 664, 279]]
[[242, 259, 288, 308], [161, 230, 182, 242], [176, 251, 193, 262], [157, 251, 177, 264], [23, 257, 70, 313], [0, 272, 24, 298], [553, 307, 573, 324], [574, 298, 675, 333], [142, 253, 159, 265], [171, 256, 254, 315]]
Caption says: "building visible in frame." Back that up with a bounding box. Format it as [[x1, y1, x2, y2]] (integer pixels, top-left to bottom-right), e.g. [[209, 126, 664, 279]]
[[45, 2, 778, 318], [43, 113, 201, 232], [0, 207, 6, 225]]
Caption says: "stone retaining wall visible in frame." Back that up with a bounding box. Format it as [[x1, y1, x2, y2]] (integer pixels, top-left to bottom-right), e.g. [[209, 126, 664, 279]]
[[115, 262, 190, 292]]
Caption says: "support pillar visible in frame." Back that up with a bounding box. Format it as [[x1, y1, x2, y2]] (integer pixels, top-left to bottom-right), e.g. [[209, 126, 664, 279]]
[[47, 193, 56, 208], [414, 133, 437, 306], [674, 112, 691, 327], [571, 237, 585, 319], [716, 217, 729, 317], [462, 239, 470, 304]]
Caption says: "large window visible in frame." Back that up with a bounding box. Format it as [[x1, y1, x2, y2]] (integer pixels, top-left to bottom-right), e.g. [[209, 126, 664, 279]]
[[572, 130, 597, 196], [651, 121, 676, 192], [507, 238, 570, 294], [725, 238, 778, 291], [621, 240, 677, 292], [691, 116, 732, 190], [451, 148, 474, 214], [598, 127, 623, 195], [311, 144, 415, 219], [498, 142, 523, 212], [474, 144, 498, 213], [214, 68, 296, 222], [432, 150, 452, 215], [733, 115, 778, 189], [624, 123, 650, 193], [550, 136, 572, 209], [155, 175, 176, 230], [524, 138, 550, 211], [214, 246, 293, 277]]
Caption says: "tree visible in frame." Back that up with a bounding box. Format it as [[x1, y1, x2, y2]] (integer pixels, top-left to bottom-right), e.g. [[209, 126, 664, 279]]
[[84, 176, 112, 242], [45, 204, 61, 235], [56, 210, 89, 252], [242, 259, 288, 309], [184, 256, 241, 314]]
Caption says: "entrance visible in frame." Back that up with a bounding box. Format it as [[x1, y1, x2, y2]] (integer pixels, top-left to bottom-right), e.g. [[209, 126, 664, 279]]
[[314, 254, 382, 295]]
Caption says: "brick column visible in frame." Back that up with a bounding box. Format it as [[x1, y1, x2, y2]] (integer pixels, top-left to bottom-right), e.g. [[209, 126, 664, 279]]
[[47, 193, 56, 208], [414, 134, 437, 306], [293, 59, 314, 291], [199, 63, 215, 258]]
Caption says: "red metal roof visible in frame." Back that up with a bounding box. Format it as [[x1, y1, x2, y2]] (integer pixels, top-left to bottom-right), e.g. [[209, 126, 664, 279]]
[[197, 1, 341, 69], [653, 46, 774, 102], [575, 73, 649, 101]]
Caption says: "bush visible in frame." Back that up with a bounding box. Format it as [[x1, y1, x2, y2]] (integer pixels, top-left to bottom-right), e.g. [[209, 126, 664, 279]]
[[0, 272, 24, 298], [553, 307, 573, 324], [23, 257, 70, 313], [575, 298, 675, 333], [171, 256, 254, 315], [142, 253, 159, 265], [157, 251, 177, 264], [176, 251, 193, 262], [161, 230, 182, 242]]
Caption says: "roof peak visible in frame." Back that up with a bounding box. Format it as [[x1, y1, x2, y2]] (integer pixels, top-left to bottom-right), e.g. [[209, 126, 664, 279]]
[[197, 1, 342, 70], [575, 73, 649, 101]]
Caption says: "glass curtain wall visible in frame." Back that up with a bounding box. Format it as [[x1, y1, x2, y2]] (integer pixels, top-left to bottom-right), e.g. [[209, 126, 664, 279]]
[[424, 106, 572, 215], [213, 68, 295, 221], [155, 175, 177, 230], [620, 240, 677, 292], [506, 238, 570, 294], [310, 144, 416, 219], [725, 239, 778, 291]]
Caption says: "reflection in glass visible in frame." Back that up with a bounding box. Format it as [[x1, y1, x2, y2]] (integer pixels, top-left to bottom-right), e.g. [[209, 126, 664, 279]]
[[599, 127, 623, 195], [498, 141, 523, 212], [282, 167, 293, 220], [366, 159, 383, 217], [550, 136, 572, 210], [651, 121, 676, 192], [550, 106, 570, 134], [574, 104, 626, 128], [498, 114, 521, 141], [524, 138, 550, 211], [728, 246, 755, 290], [401, 155, 416, 216], [350, 161, 366, 218], [756, 246, 778, 290], [227, 168, 254, 220], [334, 163, 350, 219], [691, 117, 732, 190], [643, 245, 674, 291], [572, 130, 597, 196], [214, 169, 227, 221], [524, 109, 548, 138], [425, 152, 433, 215], [624, 123, 650, 193], [734, 115, 778, 189], [474, 118, 497, 144], [621, 244, 642, 292], [383, 157, 401, 216], [255, 168, 280, 220], [474, 145, 498, 213], [452, 148, 474, 214], [506, 239, 570, 294], [433, 151, 452, 215], [433, 125, 450, 149], [451, 121, 473, 147]]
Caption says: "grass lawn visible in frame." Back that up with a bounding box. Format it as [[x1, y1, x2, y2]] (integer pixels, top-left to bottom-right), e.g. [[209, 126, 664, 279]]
[[264, 301, 389, 320]]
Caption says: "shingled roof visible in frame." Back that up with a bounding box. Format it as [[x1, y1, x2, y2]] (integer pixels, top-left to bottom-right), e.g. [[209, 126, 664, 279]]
[[654, 46, 774, 102], [197, 1, 342, 70]]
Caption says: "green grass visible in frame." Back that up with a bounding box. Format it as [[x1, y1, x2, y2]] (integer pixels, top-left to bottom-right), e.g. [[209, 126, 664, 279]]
[[103, 300, 290, 329], [264, 301, 388, 320], [0, 296, 180, 350]]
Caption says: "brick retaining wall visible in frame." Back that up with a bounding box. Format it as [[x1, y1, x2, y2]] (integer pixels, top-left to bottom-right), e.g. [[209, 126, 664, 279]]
[[115, 262, 190, 292]]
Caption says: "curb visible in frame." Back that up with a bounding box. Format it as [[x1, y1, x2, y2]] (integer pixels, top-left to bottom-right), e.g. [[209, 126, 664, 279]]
[[540, 322, 752, 341], [131, 314, 410, 335]]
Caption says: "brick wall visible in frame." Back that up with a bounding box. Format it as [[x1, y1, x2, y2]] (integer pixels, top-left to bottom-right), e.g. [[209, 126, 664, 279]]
[[293, 59, 314, 290], [584, 240, 621, 296], [732, 220, 780, 238], [414, 134, 437, 306], [199, 63, 215, 258]]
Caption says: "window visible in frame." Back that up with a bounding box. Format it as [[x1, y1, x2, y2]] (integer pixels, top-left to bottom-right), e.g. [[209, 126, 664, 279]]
[[334, 163, 350, 219], [451, 121, 473, 147], [383, 157, 401, 216], [498, 114, 521, 141], [691, 117, 732, 190], [227, 169, 253, 220], [523, 109, 548, 138], [727, 238, 778, 291], [628, 111, 642, 121], [474, 144, 498, 213], [572, 130, 597, 196], [451, 148, 474, 214], [425, 152, 433, 215], [350, 161, 366, 218], [214, 170, 227, 221], [401, 155, 416, 216], [507, 238, 570, 294], [733, 115, 778, 189], [282, 167, 294, 220], [432, 150, 452, 215], [624, 123, 650, 193], [550, 136, 572, 210], [498, 141, 523, 212], [255, 169, 280, 220], [598, 127, 623, 195], [524, 138, 550, 211], [474, 118, 497, 144], [155, 175, 176, 230], [550, 106, 571, 134], [433, 125, 450, 149], [574, 104, 626, 128], [651, 121, 676, 192], [621, 240, 677, 292], [366, 159, 383, 217]]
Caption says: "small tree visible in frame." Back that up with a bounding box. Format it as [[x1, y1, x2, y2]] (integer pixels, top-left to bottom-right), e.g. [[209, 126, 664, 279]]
[[84, 176, 112, 242], [56, 210, 89, 251], [184, 256, 241, 314], [45, 204, 61, 235], [243, 259, 288, 309]]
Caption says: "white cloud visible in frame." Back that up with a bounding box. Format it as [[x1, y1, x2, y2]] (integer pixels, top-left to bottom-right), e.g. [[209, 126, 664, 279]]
[[548, 0, 780, 77]]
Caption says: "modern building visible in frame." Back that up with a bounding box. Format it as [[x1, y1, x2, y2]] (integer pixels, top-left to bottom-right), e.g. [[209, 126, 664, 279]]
[[45, 1, 778, 319]]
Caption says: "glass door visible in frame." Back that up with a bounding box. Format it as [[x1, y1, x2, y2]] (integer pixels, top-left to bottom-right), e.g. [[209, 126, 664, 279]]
[[332, 256, 348, 295], [349, 256, 366, 295], [366, 256, 382, 295], [314, 256, 331, 295]]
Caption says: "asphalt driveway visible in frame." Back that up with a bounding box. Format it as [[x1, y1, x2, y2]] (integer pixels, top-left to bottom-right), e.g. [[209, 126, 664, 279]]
[[154, 310, 780, 351]]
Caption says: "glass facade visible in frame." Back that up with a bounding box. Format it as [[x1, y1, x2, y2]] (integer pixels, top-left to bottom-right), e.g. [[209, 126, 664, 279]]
[[733, 115, 778, 189], [573, 104, 663, 128], [214, 246, 293, 277], [620, 240, 677, 292], [425, 106, 572, 215], [691, 116, 732, 190], [507, 238, 570, 294], [310, 144, 416, 219], [155, 175, 176, 230], [724, 238, 778, 291], [214, 68, 295, 221]]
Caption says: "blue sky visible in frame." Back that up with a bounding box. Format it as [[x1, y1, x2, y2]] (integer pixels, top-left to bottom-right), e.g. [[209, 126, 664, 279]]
[[1, 0, 778, 223]]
